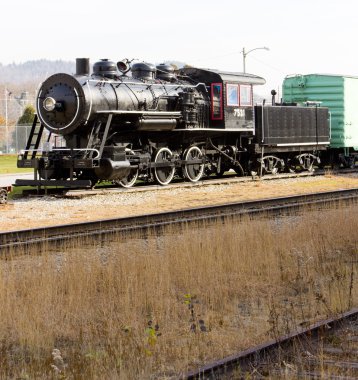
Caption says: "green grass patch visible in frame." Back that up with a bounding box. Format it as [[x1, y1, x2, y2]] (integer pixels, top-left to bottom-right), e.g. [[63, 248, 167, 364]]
[[8, 186, 35, 199], [0, 155, 32, 174]]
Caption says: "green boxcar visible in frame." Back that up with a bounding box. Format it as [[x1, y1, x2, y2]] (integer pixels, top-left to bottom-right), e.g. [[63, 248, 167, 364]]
[[282, 74, 358, 153]]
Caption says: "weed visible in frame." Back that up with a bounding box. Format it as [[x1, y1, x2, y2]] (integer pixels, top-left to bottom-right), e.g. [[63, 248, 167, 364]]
[[0, 205, 356, 378]]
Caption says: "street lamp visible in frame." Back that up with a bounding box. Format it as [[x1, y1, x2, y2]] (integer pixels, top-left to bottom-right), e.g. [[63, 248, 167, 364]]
[[242, 46, 269, 73]]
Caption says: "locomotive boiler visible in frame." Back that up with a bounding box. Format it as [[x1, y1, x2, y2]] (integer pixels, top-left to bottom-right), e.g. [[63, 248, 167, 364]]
[[16, 58, 330, 188]]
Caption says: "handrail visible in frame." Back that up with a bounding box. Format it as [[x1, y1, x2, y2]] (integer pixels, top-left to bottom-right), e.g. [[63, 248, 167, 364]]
[[19, 148, 100, 160]]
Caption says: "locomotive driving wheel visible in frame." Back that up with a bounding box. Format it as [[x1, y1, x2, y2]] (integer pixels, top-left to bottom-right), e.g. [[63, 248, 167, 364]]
[[153, 147, 175, 185], [183, 146, 204, 182], [118, 171, 138, 188], [117, 150, 139, 188]]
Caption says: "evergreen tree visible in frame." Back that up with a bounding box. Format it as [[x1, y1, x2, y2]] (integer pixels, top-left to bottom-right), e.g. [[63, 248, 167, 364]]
[[14, 105, 36, 152], [17, 105, 35, 125]]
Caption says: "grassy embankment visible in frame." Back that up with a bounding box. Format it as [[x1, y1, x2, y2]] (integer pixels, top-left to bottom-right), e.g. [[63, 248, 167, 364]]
[[0, 205, 357, 378], [0, 154, 32, 174], [0, 155, 33, 198]]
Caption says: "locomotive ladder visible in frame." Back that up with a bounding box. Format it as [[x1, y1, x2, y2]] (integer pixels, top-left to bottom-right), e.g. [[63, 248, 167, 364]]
[[24, 114, 48, 159]]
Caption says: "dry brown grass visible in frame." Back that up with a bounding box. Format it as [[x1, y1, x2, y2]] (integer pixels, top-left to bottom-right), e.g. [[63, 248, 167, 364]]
[[0, 204, 357, 379]]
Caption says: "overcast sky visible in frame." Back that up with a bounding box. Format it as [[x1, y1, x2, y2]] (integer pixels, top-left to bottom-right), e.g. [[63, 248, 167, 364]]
[[1, 0, 357, 96]]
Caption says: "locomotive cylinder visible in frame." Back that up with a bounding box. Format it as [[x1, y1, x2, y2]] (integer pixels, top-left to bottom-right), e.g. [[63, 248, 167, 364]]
[[94, 159, 131, 180]]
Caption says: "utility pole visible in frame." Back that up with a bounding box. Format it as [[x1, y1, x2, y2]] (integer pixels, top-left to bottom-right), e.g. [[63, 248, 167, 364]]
[[242, 46, 269, 73], [4, 88, 8, 154], [242, 47, 246, 73]]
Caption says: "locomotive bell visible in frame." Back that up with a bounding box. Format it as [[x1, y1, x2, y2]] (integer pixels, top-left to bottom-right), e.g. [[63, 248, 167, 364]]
[[93, 59, 118, 78], [117, 60, 130, 74]]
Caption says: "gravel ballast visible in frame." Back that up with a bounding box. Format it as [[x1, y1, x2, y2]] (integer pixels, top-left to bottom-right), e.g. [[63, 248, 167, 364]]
[[1, 173, 358, 232]]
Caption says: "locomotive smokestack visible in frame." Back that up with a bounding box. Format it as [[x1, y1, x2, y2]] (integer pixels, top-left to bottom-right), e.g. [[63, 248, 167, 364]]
[[76, 58, 90, 76]]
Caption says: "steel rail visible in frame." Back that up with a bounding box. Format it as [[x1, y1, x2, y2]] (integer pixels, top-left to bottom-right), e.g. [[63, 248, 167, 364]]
[[16, 168, 358, 198], [1, 188, 358, 251], [184, 308, 358, 379]]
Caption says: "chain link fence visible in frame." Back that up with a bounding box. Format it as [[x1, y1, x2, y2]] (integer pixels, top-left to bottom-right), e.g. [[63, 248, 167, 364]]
[[0, 124, 54, 154]]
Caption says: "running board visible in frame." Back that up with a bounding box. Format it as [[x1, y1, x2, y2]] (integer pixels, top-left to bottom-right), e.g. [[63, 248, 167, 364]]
[[15, 179, 93, 188]]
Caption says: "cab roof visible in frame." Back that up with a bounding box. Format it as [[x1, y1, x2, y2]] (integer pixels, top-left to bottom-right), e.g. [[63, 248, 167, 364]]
[[180, 67, 266, 85]]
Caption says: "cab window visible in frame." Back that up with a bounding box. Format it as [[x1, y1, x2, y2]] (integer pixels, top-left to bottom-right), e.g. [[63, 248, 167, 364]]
[[211, 83, 223, 120], [240, 85, 252, 106], [226, 84, 239, 106]]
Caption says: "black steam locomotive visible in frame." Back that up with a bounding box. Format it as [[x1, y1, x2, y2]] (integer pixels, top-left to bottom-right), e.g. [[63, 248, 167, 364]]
[[16, 58, 330, 188]]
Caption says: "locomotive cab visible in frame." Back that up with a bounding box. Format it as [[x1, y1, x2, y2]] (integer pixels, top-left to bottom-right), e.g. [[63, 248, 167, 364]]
[[179, 67, 266, 131]]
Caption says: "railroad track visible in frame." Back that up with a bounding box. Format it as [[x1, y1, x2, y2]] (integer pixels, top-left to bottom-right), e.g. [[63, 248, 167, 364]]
[[18, 168, 358, 198], [184, 308, 358, 379], [1, 188, 358, 252]]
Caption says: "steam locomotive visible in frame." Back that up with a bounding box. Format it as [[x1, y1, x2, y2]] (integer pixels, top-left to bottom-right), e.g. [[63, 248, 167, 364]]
[[16, 58, 330, 188]]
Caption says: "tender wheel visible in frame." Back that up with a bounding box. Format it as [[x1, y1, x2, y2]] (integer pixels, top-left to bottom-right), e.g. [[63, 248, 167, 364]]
[[183, 146, 204, 182], [154, 147, 175, 185], [117, 150, 139, 188], [305, 163, 314, 172], [260, 156, 284, 175], [299, 154, 316, 172]]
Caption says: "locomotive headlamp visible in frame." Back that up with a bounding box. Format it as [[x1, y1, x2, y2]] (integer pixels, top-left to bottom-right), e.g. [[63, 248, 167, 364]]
[[43, 97, 57, 112]]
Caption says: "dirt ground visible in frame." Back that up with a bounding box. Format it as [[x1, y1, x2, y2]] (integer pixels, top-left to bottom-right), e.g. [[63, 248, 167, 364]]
[[1, 173, 358, 232]]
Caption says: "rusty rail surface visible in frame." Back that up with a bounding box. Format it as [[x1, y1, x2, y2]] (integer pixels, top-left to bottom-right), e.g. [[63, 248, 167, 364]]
[[184, 308, 358, 379]]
